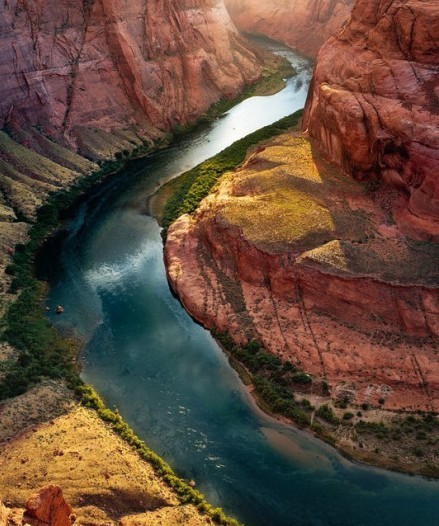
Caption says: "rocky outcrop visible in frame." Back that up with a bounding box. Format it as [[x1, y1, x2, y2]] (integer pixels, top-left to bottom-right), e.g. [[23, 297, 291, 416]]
[[0, 0, 262, 153], [303, 0, 439, 240], [165, 133, 439, 412], [225, 0, 354, 57], [23, 486, 72, 526]]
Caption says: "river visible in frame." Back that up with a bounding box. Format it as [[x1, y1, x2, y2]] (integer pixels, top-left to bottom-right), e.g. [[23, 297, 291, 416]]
[[40, 37, 439, 526]]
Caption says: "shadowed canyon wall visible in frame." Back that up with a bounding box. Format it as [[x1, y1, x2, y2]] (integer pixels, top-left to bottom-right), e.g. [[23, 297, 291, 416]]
[[224, 0, 354, 57], [0, 0, 264, 293], [303, 0, 439, 240], [0, 0, 262, 153]]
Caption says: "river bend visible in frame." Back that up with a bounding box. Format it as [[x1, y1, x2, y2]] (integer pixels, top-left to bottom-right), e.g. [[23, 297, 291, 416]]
[[42, 38, 439, 526]]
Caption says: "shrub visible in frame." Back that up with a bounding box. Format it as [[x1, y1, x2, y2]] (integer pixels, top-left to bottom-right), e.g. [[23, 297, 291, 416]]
[[293, 372, 312, 385], [316, 404, 340, 425]]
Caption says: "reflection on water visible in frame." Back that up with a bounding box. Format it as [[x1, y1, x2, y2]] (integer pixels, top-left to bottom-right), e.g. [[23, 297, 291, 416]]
[[42, 37, 439, 526]]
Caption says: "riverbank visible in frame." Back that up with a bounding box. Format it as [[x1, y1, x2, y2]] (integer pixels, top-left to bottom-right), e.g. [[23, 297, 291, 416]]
[[0, 152, 240, 522], [0, 40, 298, 525], [163, 126, 439, 479]]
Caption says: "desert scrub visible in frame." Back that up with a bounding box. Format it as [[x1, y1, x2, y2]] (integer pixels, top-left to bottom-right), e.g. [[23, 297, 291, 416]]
[[213, 332, 312, 428], [0, 157, 128, 399], [161, 110, 303, 232], [315, 404, 340, 425]]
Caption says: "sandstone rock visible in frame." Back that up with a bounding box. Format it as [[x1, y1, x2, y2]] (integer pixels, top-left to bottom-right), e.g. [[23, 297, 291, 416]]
[[225, 0, 354, 57], [0, 0, 262, 151], [23, 486, 72, 526], [303, 0, 439, 239], [0, 501, 8, 526], [165, 134, 439, 412]]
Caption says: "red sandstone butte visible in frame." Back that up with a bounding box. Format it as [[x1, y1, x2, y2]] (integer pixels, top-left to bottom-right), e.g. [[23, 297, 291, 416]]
[[303, 0, 439, 240], [0, 0, 262, 150], [225, 0, 354, 58], [23, 486, 72, 526]]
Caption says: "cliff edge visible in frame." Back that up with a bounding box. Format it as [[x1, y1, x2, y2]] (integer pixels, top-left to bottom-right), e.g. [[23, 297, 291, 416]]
[[303, 0, 439, 240]]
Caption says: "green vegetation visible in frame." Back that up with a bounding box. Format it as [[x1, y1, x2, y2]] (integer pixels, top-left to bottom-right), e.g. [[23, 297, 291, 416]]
[[316, 404, 340, 425], [0, 158, 129, 400], [203, 56, 295, 121], [77, 384, 242, 526], [161, 110, 303, 232], [213, 332, 312, 428]]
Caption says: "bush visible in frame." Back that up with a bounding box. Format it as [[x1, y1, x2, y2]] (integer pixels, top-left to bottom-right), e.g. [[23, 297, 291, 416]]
[[316, 404, 340, 425], [293, 372, 312, 385]]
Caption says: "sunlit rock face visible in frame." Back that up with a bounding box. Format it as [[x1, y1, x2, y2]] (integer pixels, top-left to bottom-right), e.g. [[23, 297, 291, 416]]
[[23, 486, 73, 526], [0, 0, 262, 149], [165, 135, 439, 412], [224, 0, 354, 57], [304, 0, 439, 239]]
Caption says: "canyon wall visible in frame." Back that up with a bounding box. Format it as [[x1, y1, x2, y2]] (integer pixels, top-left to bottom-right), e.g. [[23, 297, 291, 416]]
[[165, 134, 439, 412], [224, 0, 354, 57], [0, 0, 262, 153], [0, 0, 265, 286], [303, 0, 439, 240]]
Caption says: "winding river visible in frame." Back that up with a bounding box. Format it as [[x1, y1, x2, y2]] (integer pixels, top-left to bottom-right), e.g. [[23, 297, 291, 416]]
[[40, 38, 439, 526]]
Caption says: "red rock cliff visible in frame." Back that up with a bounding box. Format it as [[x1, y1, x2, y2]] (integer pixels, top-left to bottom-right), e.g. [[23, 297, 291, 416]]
[[165, 133, 439, 413], [0, 0, 262, 151], [23, 486, 73, 526], [224, 0, 354, 57], [303, 0, 439, 239]]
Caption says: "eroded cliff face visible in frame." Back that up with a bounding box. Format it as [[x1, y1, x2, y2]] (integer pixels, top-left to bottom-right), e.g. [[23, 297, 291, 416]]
[[224, 0, 354, 57], [0, 0, 262, 152], [303, 0, 439, 240], [0, 0, 266, 293], [165, 133, 439, 413]]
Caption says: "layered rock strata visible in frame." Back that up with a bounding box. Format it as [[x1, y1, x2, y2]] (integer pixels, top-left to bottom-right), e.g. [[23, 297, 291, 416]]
[[225, 0, 354, 57], [303, 0, 439, 240], [0, 0, 262, 153], [165, 134, 439, 412]]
